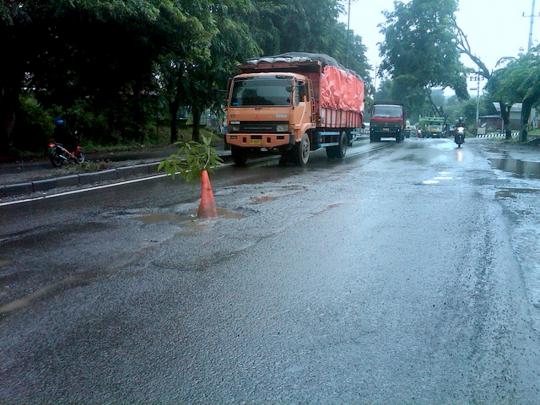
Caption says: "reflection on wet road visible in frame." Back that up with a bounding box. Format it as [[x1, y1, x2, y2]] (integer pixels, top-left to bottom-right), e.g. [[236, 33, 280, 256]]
[[490, 157, 540, 179], [1, 138, 539, 403]]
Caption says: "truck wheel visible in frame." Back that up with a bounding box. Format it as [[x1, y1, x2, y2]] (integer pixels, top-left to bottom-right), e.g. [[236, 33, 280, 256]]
[[231, 146, 248, 166], [346, 130, 353, 147], [292, 133, 310, 166], [335, 131, 348, 159], [326, 132, 348, 159], [370, 134, 376, 143]]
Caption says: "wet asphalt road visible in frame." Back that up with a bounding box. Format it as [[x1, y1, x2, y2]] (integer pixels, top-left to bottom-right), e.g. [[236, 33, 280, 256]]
[[1, 138, 540, 403]]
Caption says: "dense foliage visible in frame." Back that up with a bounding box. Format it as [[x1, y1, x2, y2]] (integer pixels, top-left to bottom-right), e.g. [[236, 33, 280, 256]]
[[486, 46, 540, 140], [378, 0, 469, 118], [0, 0, 371, 155], [378, 0, 539, 140]]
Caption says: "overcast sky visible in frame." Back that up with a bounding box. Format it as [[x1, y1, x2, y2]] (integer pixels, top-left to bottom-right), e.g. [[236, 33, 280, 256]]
[[343, 0, 537, 83]]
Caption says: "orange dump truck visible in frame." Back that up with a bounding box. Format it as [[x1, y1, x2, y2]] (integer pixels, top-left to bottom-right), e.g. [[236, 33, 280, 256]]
[[225, 52, 365, 166]]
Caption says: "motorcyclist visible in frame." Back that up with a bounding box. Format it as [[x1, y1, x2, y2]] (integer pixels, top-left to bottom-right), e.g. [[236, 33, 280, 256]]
[[455, 116, 466, 129], [53, 117, 77, 152], [454, 116, 466, 146]]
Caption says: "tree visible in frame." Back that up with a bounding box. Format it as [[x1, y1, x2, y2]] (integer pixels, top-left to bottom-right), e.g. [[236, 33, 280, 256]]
[[185, 0, 259, 142], [486, 47, 540, 142], [452, 17, 515, 139], [157, 0, 214, 144], [251, 0, 342, 55], [1, 0, 372, 154], [1, 0, 195, 153], [379, 0, 469, 115], [250, 0, 370, 82]]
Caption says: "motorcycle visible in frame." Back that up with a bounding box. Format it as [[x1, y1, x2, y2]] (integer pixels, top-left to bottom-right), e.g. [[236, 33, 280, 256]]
[[454, 126, 465, 148], [47, 142, 85, 167]]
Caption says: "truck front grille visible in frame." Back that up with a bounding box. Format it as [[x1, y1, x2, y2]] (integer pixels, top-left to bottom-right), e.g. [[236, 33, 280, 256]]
[[232, 121, 288, 133]]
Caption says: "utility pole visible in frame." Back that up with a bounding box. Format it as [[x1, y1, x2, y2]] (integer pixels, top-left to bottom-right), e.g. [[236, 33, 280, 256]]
[[346, 0, 352, 67], [524, 0, 538, 51], [475, 73, 481, 128], [469, 72, 482, 129]]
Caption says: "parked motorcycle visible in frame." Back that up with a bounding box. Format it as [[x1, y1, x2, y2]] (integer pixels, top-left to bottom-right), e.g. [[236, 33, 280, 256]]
[[47, 142, 85, 167], [454, 126, 465, 148]]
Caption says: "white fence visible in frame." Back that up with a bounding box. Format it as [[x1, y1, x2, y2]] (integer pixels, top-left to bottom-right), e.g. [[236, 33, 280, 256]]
[[476, 131, 520, 139]]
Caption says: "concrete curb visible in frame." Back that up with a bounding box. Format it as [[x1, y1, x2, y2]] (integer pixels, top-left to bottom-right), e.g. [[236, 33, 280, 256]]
[[1, 154, 230, 199], [0, 162, 161, 199]]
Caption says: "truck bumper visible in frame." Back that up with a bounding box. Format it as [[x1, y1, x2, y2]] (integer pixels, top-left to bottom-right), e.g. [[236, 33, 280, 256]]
[[371, 128, 401, 137], [225, 133, 293, 149]]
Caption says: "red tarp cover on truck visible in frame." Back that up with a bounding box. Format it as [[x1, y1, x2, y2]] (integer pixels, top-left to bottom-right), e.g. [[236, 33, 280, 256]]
[[320, 65, 364, 113], [244, 52, 364, 113]]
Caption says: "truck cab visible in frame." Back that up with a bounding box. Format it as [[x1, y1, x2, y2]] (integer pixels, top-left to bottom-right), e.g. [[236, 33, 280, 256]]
[[369, 103, 405, 143], [226, 73, 315, 165]]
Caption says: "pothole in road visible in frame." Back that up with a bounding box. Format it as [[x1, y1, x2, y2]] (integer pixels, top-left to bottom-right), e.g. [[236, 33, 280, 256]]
[[0, 271, 101, 316], [250, 195, 275, 204], [135, 213, 193, 225], [490, 158, 540, 180], [134, 208, 245, 225], [312, 202, 343, 216], [392, 153, 427, 164], [217, 208, 245, 219]]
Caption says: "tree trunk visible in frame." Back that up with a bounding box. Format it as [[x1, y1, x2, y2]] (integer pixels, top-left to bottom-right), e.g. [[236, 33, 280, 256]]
[[520, 99, 533, 143], [133, 80, 145, 144], [169, 100, 179, 144], [1, 35, 23, 156], [192, 104, 201, 143], [499, 102, 512, 140], [0, 80, 21, 156], [168, 65, 186, 144]]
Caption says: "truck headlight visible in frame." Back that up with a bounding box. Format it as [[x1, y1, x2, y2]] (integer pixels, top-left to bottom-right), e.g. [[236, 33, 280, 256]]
[[276, 124, 289, 132]]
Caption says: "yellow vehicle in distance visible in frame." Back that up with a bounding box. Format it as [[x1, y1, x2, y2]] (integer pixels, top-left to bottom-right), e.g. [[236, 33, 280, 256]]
[[418, 116, 445, 138]]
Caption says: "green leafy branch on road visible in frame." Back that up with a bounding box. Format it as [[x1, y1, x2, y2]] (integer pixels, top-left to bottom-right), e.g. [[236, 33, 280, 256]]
[[158, 134, 222, 182]]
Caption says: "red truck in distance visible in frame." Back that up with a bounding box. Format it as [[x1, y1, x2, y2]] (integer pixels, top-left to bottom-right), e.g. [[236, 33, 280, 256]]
[[369, 103, 406, 143]]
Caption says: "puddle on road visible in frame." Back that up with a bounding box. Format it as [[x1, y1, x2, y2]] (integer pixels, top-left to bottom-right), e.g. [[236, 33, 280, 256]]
[[0, 258, 11, 268], [250, 195, 275, 204], [135, 213, 193, 225], [217, 208, 245, 219], [135, 208, 245, 225], [434, 176, 453, 181], [490, 158, 540, 180], [393, 153, 427, 164], [496, 188, 540, 199]]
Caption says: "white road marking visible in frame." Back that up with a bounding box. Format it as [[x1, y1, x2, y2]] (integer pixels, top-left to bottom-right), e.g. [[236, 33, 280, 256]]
[[0, 173, 171, 207], [1, 144, 385, 208]]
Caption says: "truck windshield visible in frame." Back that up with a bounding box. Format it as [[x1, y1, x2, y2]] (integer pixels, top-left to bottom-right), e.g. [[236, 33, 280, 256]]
[[230, 77, 292, 107], [373, 105, 403, 118]]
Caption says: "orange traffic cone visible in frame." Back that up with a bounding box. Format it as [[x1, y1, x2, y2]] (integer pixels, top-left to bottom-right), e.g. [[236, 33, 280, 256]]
[[197, 169, 218, 218]]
